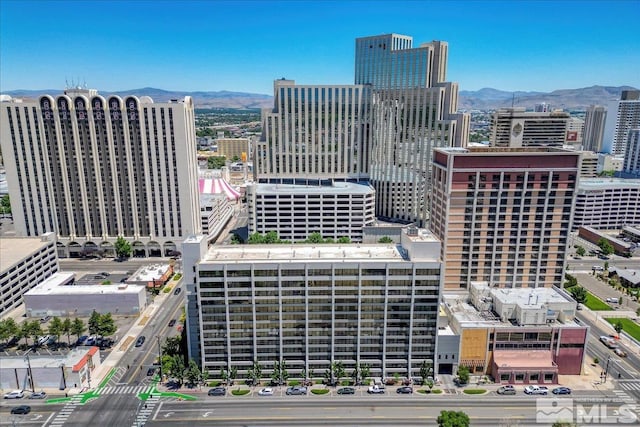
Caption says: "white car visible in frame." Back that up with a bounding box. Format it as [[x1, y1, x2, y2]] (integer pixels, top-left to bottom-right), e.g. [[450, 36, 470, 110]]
[[524, 385, 549, 395], [258, 387, 274, 396], [4, 390, 24, 399]]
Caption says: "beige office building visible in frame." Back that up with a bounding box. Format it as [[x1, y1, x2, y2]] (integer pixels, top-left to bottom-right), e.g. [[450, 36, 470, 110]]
[[490, 108, 569, 148]]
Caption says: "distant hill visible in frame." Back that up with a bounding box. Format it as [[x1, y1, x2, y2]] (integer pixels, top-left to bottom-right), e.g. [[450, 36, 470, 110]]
[[3, 85, 637, 111], [458, 85, 638, 110]]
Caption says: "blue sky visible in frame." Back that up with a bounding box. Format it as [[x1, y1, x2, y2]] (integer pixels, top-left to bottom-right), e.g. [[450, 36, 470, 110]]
[[1, 0, 638, 94]]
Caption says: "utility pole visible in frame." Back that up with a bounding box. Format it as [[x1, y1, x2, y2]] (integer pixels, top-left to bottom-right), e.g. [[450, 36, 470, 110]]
[[24, 350, 35, 392]]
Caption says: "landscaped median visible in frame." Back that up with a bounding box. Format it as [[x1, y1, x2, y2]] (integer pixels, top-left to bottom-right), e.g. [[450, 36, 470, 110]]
[[462, 389, 488, 395], [605, 318, 640, 341], [417, 388, 443, 394], [584, 291, 613, 311]]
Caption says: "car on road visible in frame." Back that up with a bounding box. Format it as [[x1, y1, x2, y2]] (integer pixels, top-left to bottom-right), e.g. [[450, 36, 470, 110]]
[[396, 386, 413, 394], [168, 319, 177, 327], [99, 272, 110, 277], [29, 391, 47, 399], [146, 368, 156, 376], [614, 348, 628, 357], [4, 390, 24, 399], [497, 385, 516, 395], [524, 385, 549, 395], [40, 316, 51, 323], [208, 387, 226, 396], [10, 405, 31, 415], [367, 385, 385, 394], [174, 287, 182, 295], [258, 387, 274, 396], [337, 387, 355, 395], [135, 336, 146, 347], [552, 387, 572, 395], [285, 386, 307, 395]]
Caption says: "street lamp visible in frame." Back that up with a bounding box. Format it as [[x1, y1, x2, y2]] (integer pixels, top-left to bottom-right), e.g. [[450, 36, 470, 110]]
[[156, 335, 163, 381], [24, 349, 35, 393]]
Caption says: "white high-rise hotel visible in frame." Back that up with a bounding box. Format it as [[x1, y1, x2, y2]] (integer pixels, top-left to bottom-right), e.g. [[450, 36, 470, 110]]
[[255, 34, 469, 227], [0, 88, 201, 257]]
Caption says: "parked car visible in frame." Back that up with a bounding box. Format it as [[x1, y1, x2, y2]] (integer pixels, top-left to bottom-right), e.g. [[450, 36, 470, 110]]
[[37, 335, 51, 346], [614, 348, 628, 357], [524, 385, 549, 395], [40, 316, 51, 324], [497, 385, 516, 395], [411, 377, 424, 386], [10, 405, 31, 414], [85, 336, 96, 346], [258, 387, 274, 396], [367, 385, 385, 394], [337, 387, 355, 395], [146, 368, 156, 376], [208, 387, 226, 396], [99, 272, 110, 277], [135, 336, 146, 347], [168, 319, 177, 327], [174, 287, 182, 295], [552, 387, 572, 395], [76, 335, 88, 345], [286, 386, 307, 395], [4, 390, 24, 399], [396, 386, 413, 394], [29, 391, 47, 399]]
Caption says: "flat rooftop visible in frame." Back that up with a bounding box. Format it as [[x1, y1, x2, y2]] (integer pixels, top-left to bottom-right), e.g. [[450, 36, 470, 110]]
[[490, 286, 571, 307], [579, 178, 640, 190], [493, 350, 556, 369], [129, 264, 172, 281], [0, 236, 52, 271], [0, 347, 98, 370], [203, 244, 408, 263], [438, 147, 571, 154], [254, 182, 375, 195], [26, 272, 144, 295]]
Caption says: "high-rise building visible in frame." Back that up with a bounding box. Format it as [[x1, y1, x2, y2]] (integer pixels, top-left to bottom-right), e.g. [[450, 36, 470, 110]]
[[255, 34, 469, 228], [183, 228, 442, 379], [0, 88, 201, 257], [565, 117, 584, 145], [430, 147, 580, 290], [603, 90, 640, 155], [355, 34, 469, 225], [535, 103, 551, 113], [583, 105, 607, 152], [623, 129, 640, 177], [579, 151, 599, 178], [572, 178, 640, 231], [489, 108, 570, 148]]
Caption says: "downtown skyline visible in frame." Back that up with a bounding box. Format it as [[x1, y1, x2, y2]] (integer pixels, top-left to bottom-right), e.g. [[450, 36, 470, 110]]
[[1, 0, 639, 95]]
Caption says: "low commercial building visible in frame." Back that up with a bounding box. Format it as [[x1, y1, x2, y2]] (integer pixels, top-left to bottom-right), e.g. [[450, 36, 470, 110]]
[[247, 181, 376, 243], [0, 233, 59, 317], [184, 227, 443, 379], [577, 226, 636, 256], [127, 263, 174, 288], [0, 347, 101, 390], [24, 272, 147, 317], [443, 282, 588, 384], [609, 267, 640, 288]]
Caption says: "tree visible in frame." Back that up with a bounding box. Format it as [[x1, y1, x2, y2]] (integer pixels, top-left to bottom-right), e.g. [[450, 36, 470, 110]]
[[427, 379, 434, 392], [162, 336, 182, 356], [337, 236, 351, 244], [569, 286, 587, 304], [48, 317, 63, 342], [25, 321, 43, 347], [331, 361, 345, 383], [575, 246, 586, 257], [61, 318, 73, 345], [0, 194, 11, 215], [263, 231, 280, 244], [598, 238, 614, 256], [604, 261, 609, 271], [636, 307, 640, 317], [437, 410, 470, 427], [305, 232, 324, 244], [185, 359, 201, 386], [457, 365, 470, 385], [207, 156, 227, 170], [99, 313, 117, 337], [0, 318, 19, 344], [619, 296, 623, 306], [88, 311, 101, 336], [564, 274, 578, 289], [230, 233, 243, 244], [70, 318, 86, 341], [378, 236, 393, 243], [167, 354, 186, 385], [360, 363, 371, 383], [114, 236, 132, 259], [614, 320, 623, 334], [351, 364, 360, 384], [248, 360, 262, 385], [420, 360, 433, 383], [271, 360, 282, 384], [229, 366, 238, 385], [593, 357, 599, 364], [201, 368, 209, 385]]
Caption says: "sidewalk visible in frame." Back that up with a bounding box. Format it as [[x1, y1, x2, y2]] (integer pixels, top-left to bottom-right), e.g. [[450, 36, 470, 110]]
[[89, 278, 180, 388]]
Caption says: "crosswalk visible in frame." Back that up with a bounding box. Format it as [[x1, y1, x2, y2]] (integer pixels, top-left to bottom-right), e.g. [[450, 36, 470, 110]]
[[618, 381, 640, 392], [99, 385, 153, 395], [49, 394, 83, 427], [131, 395, 160, 427], [612, 389, 637, 404]]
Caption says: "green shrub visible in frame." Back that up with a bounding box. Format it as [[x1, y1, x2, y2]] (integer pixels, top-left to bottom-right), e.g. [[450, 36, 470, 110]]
[[340, 380, 352, 386], [311, 389, 329, 395], [231, 389, 250, 396], [173, 273, 182, 280], [417, 388, 442, 394], [208, 381, 220, 387], [288, 380, 300, 386], [463, 389, 487, 395], [162, 287, 171, 293]]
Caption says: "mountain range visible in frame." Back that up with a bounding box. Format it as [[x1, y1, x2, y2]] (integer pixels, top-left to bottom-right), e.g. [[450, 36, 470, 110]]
[[3, 85, 637, 111]]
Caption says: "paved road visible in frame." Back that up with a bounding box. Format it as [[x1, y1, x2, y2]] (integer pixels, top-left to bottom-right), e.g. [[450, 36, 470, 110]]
[[573, 272, 640, 314]]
